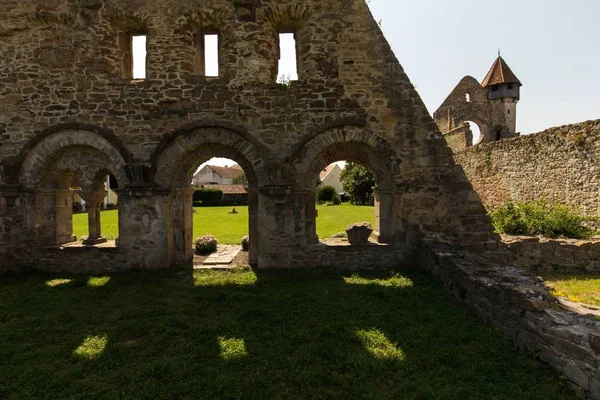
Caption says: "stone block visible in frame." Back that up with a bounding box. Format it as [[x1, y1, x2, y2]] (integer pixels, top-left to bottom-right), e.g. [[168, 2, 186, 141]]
[[346, 222, 373, 245]]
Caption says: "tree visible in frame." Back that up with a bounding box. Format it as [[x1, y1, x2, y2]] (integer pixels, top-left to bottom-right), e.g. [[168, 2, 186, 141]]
[[340, 162, 375, 205], [232, 171, 248, 185]]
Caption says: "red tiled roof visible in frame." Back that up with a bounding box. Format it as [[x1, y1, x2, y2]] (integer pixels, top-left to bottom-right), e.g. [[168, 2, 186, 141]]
[[481, 56, 522, 88], [319, 164, 337, 181], [202, 184, 248, 195], [208, 165, 244, 179]]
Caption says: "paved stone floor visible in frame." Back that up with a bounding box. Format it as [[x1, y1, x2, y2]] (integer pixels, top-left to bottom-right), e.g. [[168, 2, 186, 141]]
[[193, 245, 242, 270]]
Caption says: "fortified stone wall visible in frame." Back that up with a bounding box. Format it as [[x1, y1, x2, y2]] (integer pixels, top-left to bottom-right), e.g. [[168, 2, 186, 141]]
[[454, 120, 600, 215], [0, 0, 496, 271]]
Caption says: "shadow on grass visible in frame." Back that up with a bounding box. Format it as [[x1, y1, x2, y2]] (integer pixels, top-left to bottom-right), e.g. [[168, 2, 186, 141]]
[[0, 267, 576, 399]]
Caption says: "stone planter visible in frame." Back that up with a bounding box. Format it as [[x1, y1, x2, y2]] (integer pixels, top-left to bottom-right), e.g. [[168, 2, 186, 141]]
[[346, 222, 373, 245]]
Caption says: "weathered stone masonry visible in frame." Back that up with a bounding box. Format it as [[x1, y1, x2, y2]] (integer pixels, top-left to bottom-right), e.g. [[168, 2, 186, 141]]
[[454, 119, 600, 215], [0, 0, 496, 272]]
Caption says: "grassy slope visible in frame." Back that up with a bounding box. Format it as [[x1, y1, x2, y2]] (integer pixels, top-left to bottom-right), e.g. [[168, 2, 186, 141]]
[[0, 268, 574, 400], [73, 204, 375, 244], [542, 274, 600, 307]]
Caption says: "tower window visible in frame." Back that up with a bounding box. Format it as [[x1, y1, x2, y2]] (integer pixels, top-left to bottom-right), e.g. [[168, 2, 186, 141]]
[[194, 33, 220, 77], [466, 93, 471, 103], [132, 35, 147, 79], [508, 109, 511, 114], [492, 86, 499, 92], [277, 33, 298, 83], [507, 84, 514, 90]]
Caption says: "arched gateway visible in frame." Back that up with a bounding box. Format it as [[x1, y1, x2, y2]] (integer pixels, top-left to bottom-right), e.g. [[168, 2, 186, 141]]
[[0, 0, 496, 272]]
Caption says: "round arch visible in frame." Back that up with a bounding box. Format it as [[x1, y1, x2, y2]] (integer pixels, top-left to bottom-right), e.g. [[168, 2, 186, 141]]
[[291, 125, 400, 244], [152, 124, 269, 189], [18, 125, 131, 189], [152, 124, 270, 267]]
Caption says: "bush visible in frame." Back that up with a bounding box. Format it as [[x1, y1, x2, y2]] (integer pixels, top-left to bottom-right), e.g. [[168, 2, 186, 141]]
[[490, 201, 596, 239], [193, 189, 224, 207], [317, 185, 337, 203], [195, 235, 218, 255], [331, 232, 347, 239], [73, 202, 83, 214], [332, 193, 341, 205], [241, 236, 250, 252]]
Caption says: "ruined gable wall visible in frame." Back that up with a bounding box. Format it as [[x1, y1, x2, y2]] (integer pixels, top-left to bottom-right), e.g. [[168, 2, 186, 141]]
[[434, 76, 513, 150], [453, 119, 600, 215]]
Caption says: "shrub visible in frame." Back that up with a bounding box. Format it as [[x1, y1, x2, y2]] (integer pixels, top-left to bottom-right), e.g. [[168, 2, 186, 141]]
[[332, 193, 342, 205], [195, 235, 218, 255], [490, 201, 596, 239], [73, 202, 83, 214], [193, 189, 224, 207], [331, 232, 347, 239], [241, 236, 250, 252], [317, 185, 337, 203]]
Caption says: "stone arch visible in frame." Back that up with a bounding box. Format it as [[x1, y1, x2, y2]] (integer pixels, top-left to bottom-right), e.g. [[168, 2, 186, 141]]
[[152, 122, 269, 266], [292, 125, 400, 244], [152, 122, 269, 189], [18, 124, 131, 189]]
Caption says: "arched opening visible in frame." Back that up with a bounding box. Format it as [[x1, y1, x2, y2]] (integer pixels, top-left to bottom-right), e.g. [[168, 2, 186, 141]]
[[299, 141, 394, 246], [315, 161, 376, 242], [153, 127, 266, 267], [467, 121, 484, 146], [189, 157, 251, 266], [71, 172, 120, 243]]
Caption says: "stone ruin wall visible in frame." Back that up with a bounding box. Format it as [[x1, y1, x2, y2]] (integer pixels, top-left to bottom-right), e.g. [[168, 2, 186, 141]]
[[454, 119, 600, 216], [0, 0, 497, 272]]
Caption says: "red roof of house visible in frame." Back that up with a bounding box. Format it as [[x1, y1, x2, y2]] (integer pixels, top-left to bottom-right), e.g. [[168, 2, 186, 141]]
[[208, 165, 244, 179], [481, 56, 522, 88], [319, 164, 338, 181], [202, 184, 248, 195]]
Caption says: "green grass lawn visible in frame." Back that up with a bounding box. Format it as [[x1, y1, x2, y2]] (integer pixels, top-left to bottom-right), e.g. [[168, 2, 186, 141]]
[[73, 204, 375, 244], [0, 268, 574, 399], [541, 273, 600, 307]]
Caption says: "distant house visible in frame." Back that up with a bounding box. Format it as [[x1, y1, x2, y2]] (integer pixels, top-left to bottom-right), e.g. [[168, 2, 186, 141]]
[[192, 164, 243, 186], [201, 184, 248, 206], [319, 163, 343, 193]]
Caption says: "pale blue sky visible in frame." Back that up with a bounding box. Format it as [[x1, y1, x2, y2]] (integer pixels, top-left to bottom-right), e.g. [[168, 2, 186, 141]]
[[368, 0, 600, 134]]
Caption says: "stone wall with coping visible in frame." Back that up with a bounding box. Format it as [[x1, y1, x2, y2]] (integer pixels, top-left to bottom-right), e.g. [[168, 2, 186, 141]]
[[453, 119, 600, 215], [421, 248, 600, 399], [503, 235, 600, 275]]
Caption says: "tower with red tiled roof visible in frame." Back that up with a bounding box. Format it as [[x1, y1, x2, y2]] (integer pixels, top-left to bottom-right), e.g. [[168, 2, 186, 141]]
[[481, 55, 522, 134]]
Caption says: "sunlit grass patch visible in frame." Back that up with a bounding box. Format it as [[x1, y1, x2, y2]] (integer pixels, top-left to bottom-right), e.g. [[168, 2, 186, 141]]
[[193, 269, 257, 287], [344, 273, 413, 288], [46, 279, 74, 287], [87, 277, 111, 287], [355, 328, 405, 361], [73, 334, 108, 360], [542, 274, 600, 307], [218, 337, 247, 360]]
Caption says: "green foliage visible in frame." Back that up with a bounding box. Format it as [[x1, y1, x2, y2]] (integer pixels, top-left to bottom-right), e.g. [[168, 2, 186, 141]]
[[193, 188, 224, 207], [490, 201, 596, 239], [232, 171, 248, 185], [331, 192, 341, 205], [340, 162, 375, 205], [317, 185, 337, 203], [195, 234, 218, 255], [331, 231, 348, 239], [0, 269, 574, 399]]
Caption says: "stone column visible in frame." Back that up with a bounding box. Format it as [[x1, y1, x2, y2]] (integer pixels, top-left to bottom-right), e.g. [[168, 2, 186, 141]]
[[171, 188, 194, 265], [80, 190, 108, 245], [374, 189, 393, 244], [33, 190, 57, 246], [55, 189, 76, 245], [247, 187, 259, 266], [300, 189, 319, 245]]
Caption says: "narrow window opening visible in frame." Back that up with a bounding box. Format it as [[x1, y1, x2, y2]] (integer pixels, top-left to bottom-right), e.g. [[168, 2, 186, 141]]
[[132, 35, 147, 79], [277, 33, 298, 83], [507, 109, 511, 114], [466, 93, 471, 103], [204, 34, 219, 77]]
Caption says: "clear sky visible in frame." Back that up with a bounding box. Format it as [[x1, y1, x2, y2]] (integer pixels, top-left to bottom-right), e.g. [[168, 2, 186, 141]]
[[368, 0, 600, 135]]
